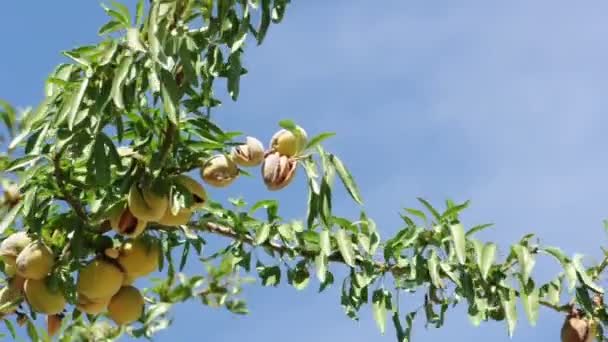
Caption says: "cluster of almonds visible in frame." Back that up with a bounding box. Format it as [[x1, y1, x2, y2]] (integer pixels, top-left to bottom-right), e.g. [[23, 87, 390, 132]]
[[0, 125, 309, 335], [0, 231, 159, 330], [110, 174, 207, 237], [201, 126, 308, 191]]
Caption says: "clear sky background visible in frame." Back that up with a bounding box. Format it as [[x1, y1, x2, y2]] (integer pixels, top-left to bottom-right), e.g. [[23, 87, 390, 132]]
[[3, 1, 608, 341]]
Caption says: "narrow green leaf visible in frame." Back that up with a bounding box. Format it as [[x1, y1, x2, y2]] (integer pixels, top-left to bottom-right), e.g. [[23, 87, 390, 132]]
[[449, 223, 466, 265], [330, 154, 363, 205], [0, 201, 23, 236], [160, 69, 180, 124], [564, 262, 578, 292], [320, 229, 331, 256], [65, 76, 89, 130], [315, 254, 327, 283], [427, 250, 443, 288], [257, 0, 272, 44], [110, 1, 132, 26], [500, 289, 518, 337], [26, 318, 39, 342], [255, 224, 271, 245], [319, 179, 332, 228], [573, 254, 604, 294], [99, 20, 124, 35], [520, 281, 539, 326], [542, 246, 569, 265], [3, 320, 16, 339], [481, 243, 497, 281], [336, 229, 355, 267], [135, 0, 145, 26], [512, 244, 535, 283], [471, 238, 484, 269], [6, 155, 41, 172], [93, 136, 111, 186], [111, 54, 133, 109], [305, 132, 336, 150], [465, 223, 494, 237], [372, 290, 387, 334]]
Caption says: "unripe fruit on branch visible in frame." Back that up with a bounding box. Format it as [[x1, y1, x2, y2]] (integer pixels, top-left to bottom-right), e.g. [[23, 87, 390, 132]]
[[232, 136, 265, 167], [77, 258, 124, 301], [269, 127, 308, 157], [200, 154, 239, 187], [24, 278, 66, 315], [174, 175, 207, 210], [0, 232, 32, 271], [76, 293, 110, 315], [117, 238, 160, 279], [109, 205, 148, 238], [262, 152, 297, 191], [127, 184, 169, 222], [158, 208, 192, 227], [107, 286, 144, 325], [16, 241, 54, 280]]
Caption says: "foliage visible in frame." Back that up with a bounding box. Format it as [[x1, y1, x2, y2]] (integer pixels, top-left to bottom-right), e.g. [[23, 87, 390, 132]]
[[0, 1, 607, 341]]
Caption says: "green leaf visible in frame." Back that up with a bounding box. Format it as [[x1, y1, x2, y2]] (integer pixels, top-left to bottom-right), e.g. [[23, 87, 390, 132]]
[[305, 132, 336, 150], [126, 28, 146, 52], [315, 254, 327, 283], [135, 0, 145, 26], [257, 0, 272, 44], [3, 320, 16, 339], [255, 224, 271, 245], [573, 254, 604, 294], [500, 288, 518, 337], [542, 246, 569, 265], [564, 262, 578, 292], [330, 154, 363, 205], [404, 208, 427, 224], [520, 280, 539, 326], [99, 20, 124, 35], [227, 51, 242, 100], [111, 54, 133, 109], [336, 229, 356, 267], [93, 135, 111, 186], [288, 262, 310, 290], [320, 229, 331, 256], [449, 223, 466, 265], [109, 1, 132, 26], [26, 318, 39, 342], [160, 69, 181, 124], [319, 179, 332, 228], [512, 244, 535, 283], [417, 198, 441, 221], [427, 250, 443, 288], [480, 243, 497, 281], [465, 223, 494, 237], [277, 223, 295, 242], [372, 290, 387, 335], [0, 99, 16, 137], [5, 155, 41, 172]]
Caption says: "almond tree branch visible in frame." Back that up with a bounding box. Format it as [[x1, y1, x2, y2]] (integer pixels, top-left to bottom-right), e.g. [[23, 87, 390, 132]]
[[179, 220, 594, 315]]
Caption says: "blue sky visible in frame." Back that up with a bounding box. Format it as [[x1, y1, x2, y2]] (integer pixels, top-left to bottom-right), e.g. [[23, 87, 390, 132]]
[[3, 1, 608, 341]]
